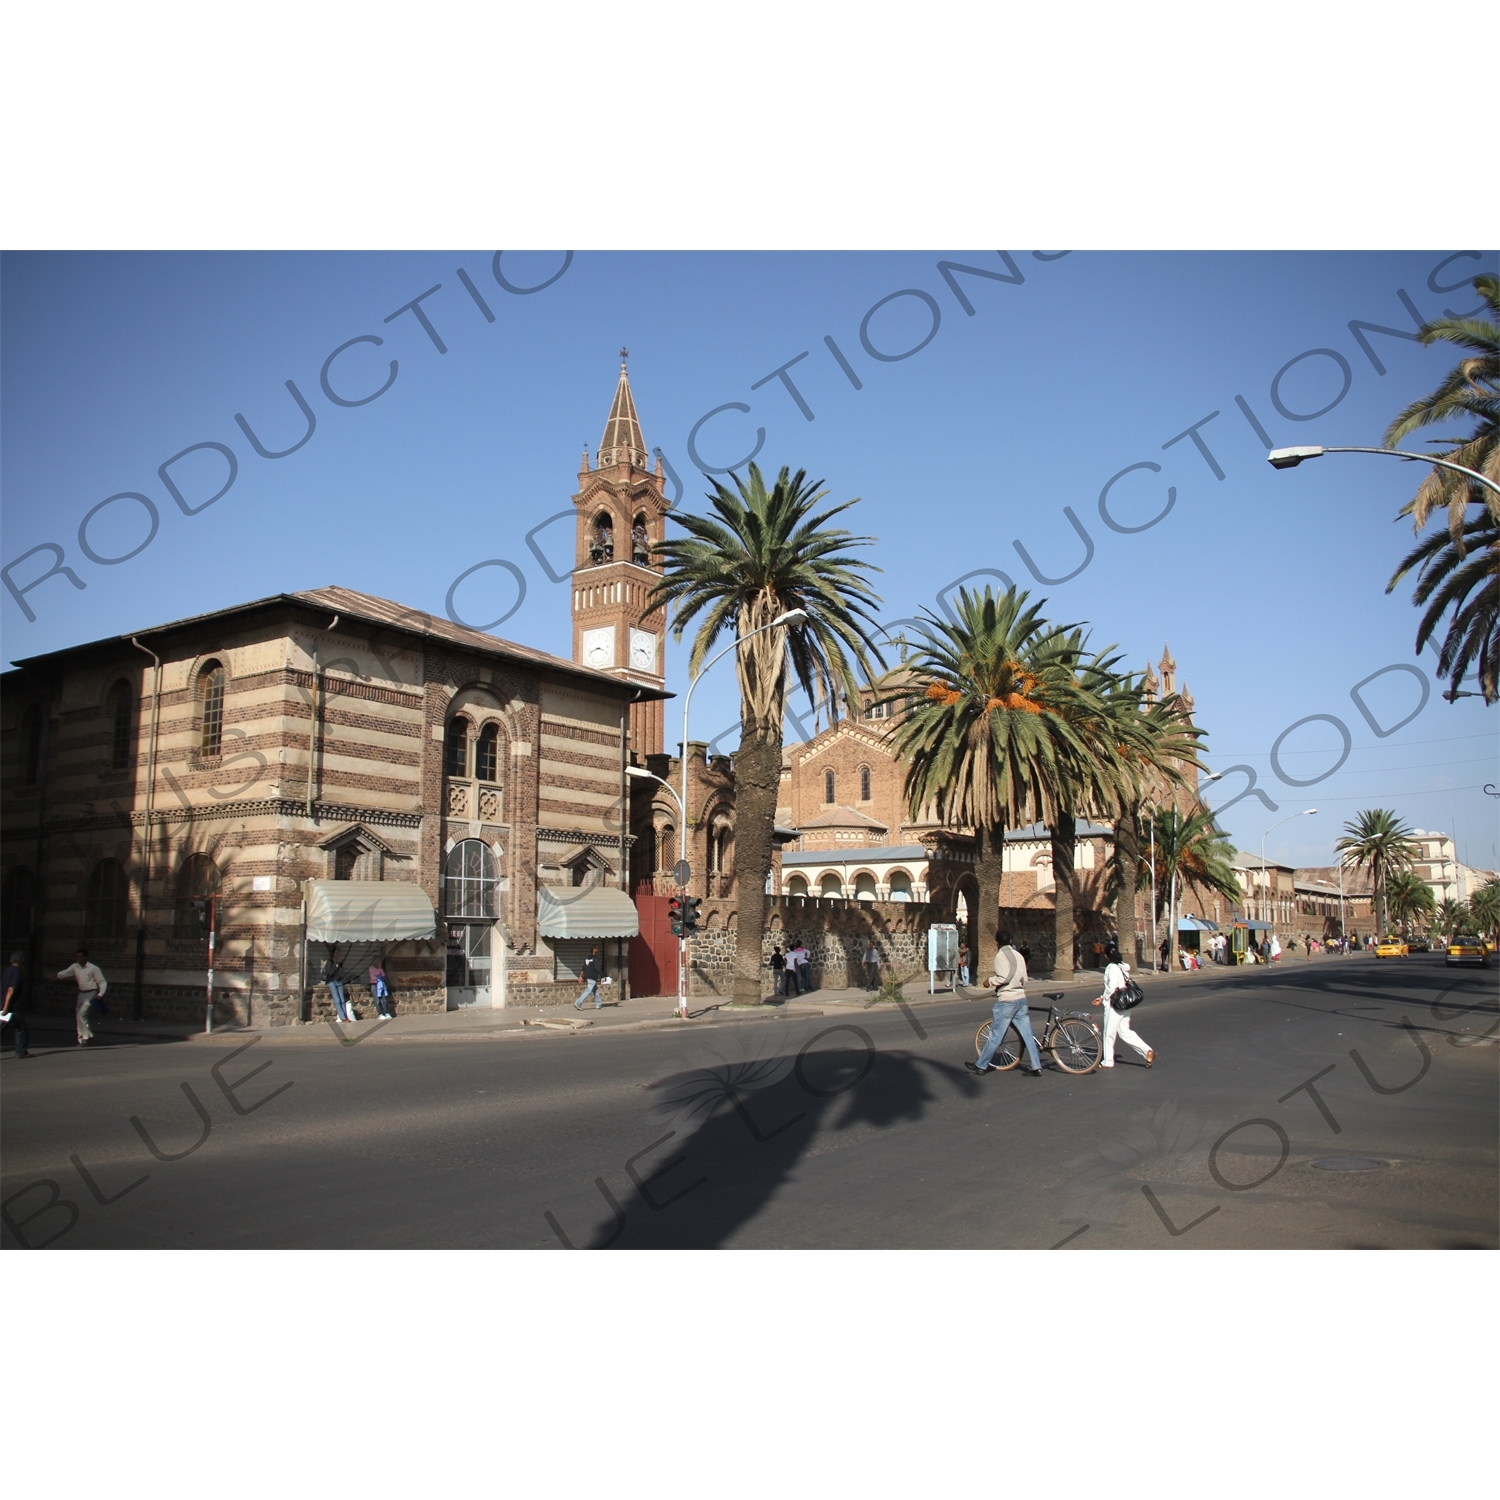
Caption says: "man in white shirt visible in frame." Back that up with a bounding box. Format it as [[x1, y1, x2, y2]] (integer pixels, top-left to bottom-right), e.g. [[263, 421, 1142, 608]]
[[1092, 942, 1153, 1069], [57, 948, 108, 1045]]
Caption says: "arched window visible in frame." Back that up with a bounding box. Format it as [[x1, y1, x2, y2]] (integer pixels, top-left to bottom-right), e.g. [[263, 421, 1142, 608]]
[[658, 825, 676, 872], [888, 870, 913, 902], [445, 717, 470, 778], [824, 769, 835, 804], [1, 867, 36, 952], [632, 513, 650, 565], [198, 661, 225, 758], [86, 859, 130, 941], [820, 873, 844, 898], [20, 706, 42, 787], [591, 511, 615, 563], [108, 681, 135, 770], [853, 872, 878, 901], [787, 874, 809, 897], [475, 723, 499, 782], [175, 854, 220, 937], [444, 839, 496, 917], [334, 844, 359, 881], [859, 765, 871, 802]]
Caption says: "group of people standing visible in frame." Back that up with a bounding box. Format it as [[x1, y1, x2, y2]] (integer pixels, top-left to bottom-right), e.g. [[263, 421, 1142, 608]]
[[322, 948, 396, 1022], [767, 942, 814, 995]]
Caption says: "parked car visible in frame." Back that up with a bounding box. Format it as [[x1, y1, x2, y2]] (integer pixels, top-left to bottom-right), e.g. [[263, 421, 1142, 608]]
[[1375, 936, 1409, 958], [1446, 935, 1491, 968]]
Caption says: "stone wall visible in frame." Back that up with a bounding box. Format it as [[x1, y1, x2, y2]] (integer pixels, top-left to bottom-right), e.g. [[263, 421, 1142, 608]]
[[686, 894, 935, 997]]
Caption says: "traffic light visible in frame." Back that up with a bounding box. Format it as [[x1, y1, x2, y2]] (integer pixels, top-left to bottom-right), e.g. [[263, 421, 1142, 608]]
[[669, 895, 685, 938], [682, 896, 702, 933], [190, 897, 211, 931]]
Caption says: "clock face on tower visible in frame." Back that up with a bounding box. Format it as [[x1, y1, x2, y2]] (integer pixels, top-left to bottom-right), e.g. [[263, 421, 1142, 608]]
[[629, 628, 658, 674], [581, 626, 615, 669]]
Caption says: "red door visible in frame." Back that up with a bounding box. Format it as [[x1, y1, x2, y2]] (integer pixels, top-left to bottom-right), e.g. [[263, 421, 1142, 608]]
[[630, 892, 678, 998]]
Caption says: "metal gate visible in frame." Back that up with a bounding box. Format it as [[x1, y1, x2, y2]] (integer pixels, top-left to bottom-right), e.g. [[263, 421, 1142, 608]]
[[629, 893, 678, 998]]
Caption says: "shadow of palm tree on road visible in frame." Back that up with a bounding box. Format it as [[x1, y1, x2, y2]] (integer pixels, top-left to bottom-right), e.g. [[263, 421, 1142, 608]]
[[569, 1029, 974, 1249]]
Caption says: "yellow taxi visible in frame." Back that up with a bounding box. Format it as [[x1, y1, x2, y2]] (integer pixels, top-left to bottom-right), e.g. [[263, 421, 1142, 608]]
[[1445, 935, 1492, 968], [1375, 936, 1409, 958]]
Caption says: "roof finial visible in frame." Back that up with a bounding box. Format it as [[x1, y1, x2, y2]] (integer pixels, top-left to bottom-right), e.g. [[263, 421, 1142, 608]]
[[620, 345, 629, 366]]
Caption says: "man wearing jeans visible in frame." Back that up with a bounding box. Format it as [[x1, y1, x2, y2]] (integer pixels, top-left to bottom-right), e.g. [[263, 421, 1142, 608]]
[[57, 949, 108, 1045], [966, 940, 1042, 1077], [575, 947, 604, 1010]]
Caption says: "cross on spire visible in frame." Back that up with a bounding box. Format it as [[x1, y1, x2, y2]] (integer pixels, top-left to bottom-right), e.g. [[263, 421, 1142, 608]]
[[619, 346, 629, 365]]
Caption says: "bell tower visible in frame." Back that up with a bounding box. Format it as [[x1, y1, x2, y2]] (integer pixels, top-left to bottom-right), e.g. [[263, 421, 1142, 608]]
[[571, 352, 670, 756]]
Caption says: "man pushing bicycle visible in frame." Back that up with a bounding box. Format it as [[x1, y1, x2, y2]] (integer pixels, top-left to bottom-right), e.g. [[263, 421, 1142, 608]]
[[966, 937, 1044, 1077]]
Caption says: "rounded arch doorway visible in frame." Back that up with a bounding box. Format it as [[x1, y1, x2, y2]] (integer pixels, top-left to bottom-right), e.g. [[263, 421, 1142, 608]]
[[444, 839, 499, 1008]]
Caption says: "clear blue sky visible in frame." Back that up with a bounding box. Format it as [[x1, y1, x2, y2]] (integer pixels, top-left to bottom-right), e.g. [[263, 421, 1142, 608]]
[[3, 249, 1496, 871]]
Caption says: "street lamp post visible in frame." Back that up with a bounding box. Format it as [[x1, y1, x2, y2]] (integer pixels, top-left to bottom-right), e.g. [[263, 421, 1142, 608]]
[[678, 610, 807, 893], [1259, 809, 1317, 946], [625, 766, 688, 1017], [644, 608, 808, 1018], [1267, 445, 1500, 500]]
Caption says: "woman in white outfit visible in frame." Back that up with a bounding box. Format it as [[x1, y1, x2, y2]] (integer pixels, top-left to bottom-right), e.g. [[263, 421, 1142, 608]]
[[1091, 943, 1153, 1068]]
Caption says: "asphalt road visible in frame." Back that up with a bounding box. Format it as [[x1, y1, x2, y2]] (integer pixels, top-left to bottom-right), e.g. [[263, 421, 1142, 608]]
[[3, 955, 1496, 1249]]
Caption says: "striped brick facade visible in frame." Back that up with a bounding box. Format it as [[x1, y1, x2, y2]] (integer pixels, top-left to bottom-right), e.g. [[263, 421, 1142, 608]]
[[2, 587, 662, 1026]]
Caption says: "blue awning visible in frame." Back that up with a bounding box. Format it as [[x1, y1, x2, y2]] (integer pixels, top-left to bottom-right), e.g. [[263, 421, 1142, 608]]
[[1178, 916, 1219, 932]]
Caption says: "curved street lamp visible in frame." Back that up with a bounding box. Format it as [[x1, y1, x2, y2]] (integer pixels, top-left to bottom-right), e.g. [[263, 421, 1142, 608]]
[[1267, 445, 1500, 500], [639, 608, 809, 1018], [1259, 808, 1317, 930]]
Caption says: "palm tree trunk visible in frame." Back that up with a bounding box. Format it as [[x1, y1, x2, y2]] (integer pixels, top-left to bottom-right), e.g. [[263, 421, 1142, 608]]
[[1051, 812, 1076, 981], [974, 823, 1004, 982], [1115, 808, 1140, 967], [730, 727, 781, 1004]]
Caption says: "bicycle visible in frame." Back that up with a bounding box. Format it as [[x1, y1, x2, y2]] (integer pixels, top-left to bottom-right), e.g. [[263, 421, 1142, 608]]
[[974, 991, 1102, 1074]]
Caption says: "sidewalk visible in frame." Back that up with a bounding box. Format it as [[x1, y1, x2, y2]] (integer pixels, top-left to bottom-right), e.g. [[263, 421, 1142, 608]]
[[19, 952, 1367, 1049]]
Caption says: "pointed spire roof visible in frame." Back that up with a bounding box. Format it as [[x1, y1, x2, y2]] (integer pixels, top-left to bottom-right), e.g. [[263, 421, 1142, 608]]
[[1142, 660, 1159, 704], [598, 352, 648, 469], [1159, 643, 1176, 695]]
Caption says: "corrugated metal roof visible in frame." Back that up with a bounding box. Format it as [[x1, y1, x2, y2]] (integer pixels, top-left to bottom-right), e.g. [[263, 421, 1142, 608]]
[[9, 585, 670, 701]]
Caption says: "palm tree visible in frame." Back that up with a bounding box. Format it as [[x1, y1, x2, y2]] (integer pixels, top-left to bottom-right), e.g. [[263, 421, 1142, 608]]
[[1469, 879, 1500, 942], [1384, 273, 1499, 703], [646, 463, 884, 1005], [1387, 510, 1498, 704], [885, 586, 1115, 980], [1434, 896, 1470, 940], [1335, 809, 1420, 936], [1385, 870, 1435, 939], [1142, 806, 1242, 968]]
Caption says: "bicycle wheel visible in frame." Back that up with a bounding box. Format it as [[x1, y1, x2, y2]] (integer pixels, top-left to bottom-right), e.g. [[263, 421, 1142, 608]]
[[974, 1020, 1025, 1070], [1051, 1017, 1102, 1074]]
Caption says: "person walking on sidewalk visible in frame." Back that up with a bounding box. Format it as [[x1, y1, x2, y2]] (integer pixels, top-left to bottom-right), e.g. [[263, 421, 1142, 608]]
[[2, 952, 29, 1058], [1091, 943, 1154, 1070], [575, 947, 604, 1010], [957, 942, 971, 987], [57, 948, 108, 1045], [967, 940, 1043, 1077], [862, 941, 881, 991]]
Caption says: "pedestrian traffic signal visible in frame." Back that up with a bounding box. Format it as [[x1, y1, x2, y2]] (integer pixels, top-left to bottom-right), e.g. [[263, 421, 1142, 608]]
[[190, 898, 211, 930], [682, 896, 702, 933], [669, 895, 685, 938]]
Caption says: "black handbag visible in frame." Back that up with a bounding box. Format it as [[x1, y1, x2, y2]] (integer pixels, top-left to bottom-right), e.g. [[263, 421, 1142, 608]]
[[1111, 978, 1145, 1012]]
